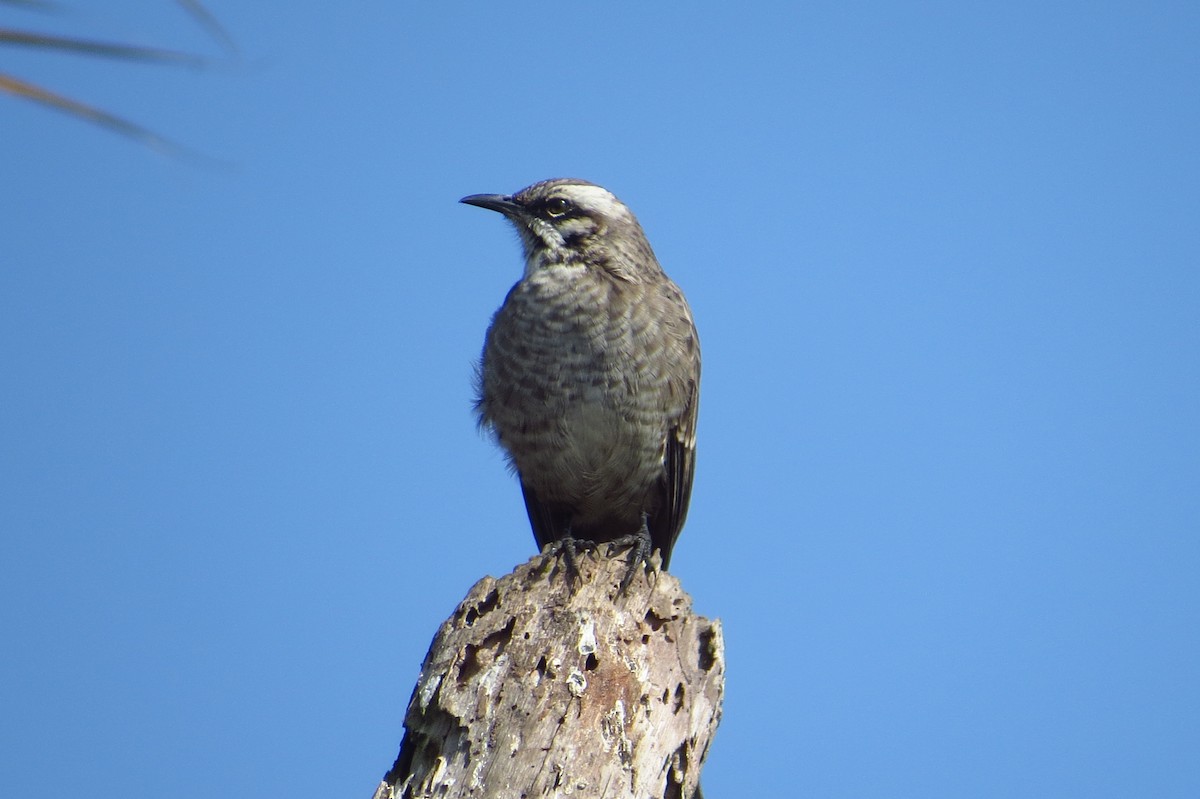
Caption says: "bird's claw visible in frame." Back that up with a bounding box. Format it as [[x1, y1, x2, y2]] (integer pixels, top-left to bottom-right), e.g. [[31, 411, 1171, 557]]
[[609, 515, 654, 593], [544, 534, 597, 586]]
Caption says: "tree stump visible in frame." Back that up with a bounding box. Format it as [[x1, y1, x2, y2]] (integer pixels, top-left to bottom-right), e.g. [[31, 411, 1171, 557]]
[[374, 549, 723, 799]]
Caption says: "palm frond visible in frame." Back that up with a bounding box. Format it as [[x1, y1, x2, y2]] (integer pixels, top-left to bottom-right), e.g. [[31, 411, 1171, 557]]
[[1, 1, 235, 155], [0, 29, 206, 65], [176, 0, 236, 55], [0, 1, 59, 11], [0, 72, 191, 156]]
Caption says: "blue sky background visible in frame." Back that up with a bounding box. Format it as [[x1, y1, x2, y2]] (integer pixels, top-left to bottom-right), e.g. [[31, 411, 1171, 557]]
[[3, 2, 1198, 797]]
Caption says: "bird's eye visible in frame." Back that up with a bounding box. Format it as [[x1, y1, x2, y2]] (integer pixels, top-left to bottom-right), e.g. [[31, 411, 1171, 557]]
[[544, 197, 572, 218]]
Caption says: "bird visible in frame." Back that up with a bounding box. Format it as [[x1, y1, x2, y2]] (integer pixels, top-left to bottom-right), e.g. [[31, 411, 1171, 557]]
[[462, 178, 700, 587]]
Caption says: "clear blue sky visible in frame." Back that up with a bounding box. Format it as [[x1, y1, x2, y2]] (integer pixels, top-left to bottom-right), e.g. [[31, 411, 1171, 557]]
[[3, 2, 1198, 797]]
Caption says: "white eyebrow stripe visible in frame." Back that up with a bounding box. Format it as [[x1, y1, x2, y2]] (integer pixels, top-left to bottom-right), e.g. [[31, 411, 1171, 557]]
[[558, 184, 632, 221]]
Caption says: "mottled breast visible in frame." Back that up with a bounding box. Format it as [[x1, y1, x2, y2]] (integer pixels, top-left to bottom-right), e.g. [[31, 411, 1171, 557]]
[[479, 261, 693, 522]]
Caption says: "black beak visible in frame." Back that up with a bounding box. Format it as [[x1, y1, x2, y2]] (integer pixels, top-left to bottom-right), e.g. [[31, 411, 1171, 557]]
[[460, 193, 523, 217]]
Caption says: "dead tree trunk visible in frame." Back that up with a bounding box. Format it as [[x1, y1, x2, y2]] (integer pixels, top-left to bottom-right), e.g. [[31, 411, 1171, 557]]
[[373, 549, 724, 799]]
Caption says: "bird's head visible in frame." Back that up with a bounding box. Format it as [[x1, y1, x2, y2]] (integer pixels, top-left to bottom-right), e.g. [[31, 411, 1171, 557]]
[[461, 178, 660, 281]]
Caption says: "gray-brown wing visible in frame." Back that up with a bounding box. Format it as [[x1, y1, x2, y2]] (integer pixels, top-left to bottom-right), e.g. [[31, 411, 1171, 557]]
[[519, 478, 568, 553], [649, 331, 700, 569]]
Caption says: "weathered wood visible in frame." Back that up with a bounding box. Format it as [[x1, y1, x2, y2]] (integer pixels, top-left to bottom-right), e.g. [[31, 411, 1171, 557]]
[[374, 549, 723, 799]]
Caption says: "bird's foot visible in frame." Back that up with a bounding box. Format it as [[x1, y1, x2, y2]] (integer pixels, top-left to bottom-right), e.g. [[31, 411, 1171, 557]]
[[607, 514, 654, 593], [543, 533, 597, 586]]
